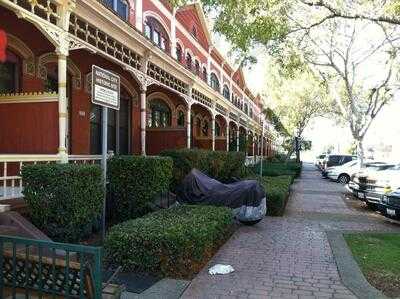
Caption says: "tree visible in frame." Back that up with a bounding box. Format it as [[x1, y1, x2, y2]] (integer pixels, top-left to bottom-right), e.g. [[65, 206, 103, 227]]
[[291, 18, 400, 164], [264, 63, 329, 160]]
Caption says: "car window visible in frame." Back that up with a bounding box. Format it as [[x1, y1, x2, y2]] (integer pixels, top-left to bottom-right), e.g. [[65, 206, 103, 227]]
[[329, 156, 341, 163]]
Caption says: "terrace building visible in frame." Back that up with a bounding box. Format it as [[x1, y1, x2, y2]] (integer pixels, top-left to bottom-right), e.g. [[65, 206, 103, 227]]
[[0, 0, 278, 199]]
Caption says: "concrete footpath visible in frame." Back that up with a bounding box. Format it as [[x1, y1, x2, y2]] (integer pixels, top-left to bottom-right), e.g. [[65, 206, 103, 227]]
[[181, 163, 399, 299]]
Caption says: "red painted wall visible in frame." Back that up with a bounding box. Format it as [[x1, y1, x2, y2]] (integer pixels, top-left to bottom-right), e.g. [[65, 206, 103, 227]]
[[0, 102, 58, 154], [215, 139, 226, 151], [146, 129, 186, 155]]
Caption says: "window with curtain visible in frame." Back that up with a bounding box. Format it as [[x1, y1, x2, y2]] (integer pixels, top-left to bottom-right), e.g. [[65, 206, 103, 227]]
[[222, 85, 230, 100], [210, 73, 220, 92], [186, 53, 192, 70], [176, 43, 182, 62], [177, 110, 185, 127], [202, 120, 209, 136], [215, 121, 221, 137], [195, 60, 200, 75], [143, 17, 170, 53], [0, 50, 21, 94], [202, 67, 207, 82], [105, 0, 129, 21], [147, 99, 172, 128]]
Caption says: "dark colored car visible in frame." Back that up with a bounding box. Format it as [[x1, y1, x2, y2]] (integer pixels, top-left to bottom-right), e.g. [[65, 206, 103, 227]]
[[379, 190, 400, 219], [321, 155, 357, 177]]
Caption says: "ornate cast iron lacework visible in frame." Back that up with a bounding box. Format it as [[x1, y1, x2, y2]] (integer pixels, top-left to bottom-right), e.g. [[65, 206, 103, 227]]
[[6, 0, 59, 25], [229, 112, 238, 122], [69, 13, 142, 70], [147, 62, 188, 94], [192, 89, 212, 108], [216, 103, 227, 116]]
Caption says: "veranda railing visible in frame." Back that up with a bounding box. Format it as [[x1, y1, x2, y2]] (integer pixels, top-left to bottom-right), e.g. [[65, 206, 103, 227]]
[[0, 155, 102, 200], [0, 235, 102, 298]]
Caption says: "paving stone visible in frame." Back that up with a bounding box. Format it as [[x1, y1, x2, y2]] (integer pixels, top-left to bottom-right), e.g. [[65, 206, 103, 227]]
[[181, 163, 397, 299]]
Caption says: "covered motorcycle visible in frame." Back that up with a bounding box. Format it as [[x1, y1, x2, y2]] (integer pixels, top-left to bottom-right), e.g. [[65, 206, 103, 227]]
[[176, 169, 267, 224]]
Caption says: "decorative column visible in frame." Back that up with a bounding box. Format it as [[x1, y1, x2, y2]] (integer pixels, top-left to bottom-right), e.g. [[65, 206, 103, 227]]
[[211, 114, 216, 151], [140, 87, 147, 156], [187, 103, 191, 149], [236, 128, 239, 152], [135, 0, 143, 31], [226, 120, 230, 152], [57, 50, 68, 163], [252, 135, 255, 157]]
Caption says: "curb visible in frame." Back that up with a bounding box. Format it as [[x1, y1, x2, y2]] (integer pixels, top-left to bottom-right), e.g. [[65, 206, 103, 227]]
[[326, 230, 388, 299]]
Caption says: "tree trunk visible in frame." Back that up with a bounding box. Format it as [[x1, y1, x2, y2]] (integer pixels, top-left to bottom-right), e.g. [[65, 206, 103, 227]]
[[357, 139, 365, 167]]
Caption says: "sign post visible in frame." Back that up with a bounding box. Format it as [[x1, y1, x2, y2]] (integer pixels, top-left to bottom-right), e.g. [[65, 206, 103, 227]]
[[91, 65, 120, 241]]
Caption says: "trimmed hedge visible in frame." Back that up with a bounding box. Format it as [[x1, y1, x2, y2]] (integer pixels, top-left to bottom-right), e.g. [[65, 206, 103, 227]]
[[22, 164, 103, 243], [104, 205, 233, 277], [251, 175, 294, 216], [108, 155, 173, 222], [254, 161, 302, 177], [160, 149, 247, 188]]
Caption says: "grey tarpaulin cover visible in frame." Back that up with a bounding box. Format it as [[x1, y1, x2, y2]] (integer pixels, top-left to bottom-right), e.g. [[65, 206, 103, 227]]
[[176, 169, 267, 222]]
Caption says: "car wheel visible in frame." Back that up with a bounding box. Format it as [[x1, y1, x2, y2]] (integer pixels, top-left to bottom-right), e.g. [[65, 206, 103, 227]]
[[337, 174, 350, 184], [366, 202, 378, 210]]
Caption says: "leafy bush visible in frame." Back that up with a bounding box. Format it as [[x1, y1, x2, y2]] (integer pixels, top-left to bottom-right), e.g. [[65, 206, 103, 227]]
[[22, 164, 103, 243], [104, 205, 234, 277], [253, 161, 302, 177], [108, 155, 173, 222], [160, 149, 246, 188], [251, 175, 294, 216]]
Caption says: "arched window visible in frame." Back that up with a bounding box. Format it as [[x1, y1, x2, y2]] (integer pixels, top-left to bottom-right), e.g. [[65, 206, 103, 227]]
[[202, 119, 209, 136], [202, 67, 207, 82], [222, 85, 230, 100], [244, 103, 248, 114], [215, 121, 221, 137], [177, 110, 185, 127], [210, 73, 220, 92], [147, 99, 172, 128], [176, 43, 183, 63], [144, 17, 170, 53], [0, 50, 21, 94], [105, 0, 129, 21], [186, 53, 192, 70], [195, 60, 200, 75]]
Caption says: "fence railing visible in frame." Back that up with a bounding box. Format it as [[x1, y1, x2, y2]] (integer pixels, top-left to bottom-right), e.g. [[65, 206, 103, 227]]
[[0, 155, 102, 200], [0, 235, 102, 298]]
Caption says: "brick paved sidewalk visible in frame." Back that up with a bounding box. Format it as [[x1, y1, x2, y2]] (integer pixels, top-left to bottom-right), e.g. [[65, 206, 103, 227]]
[[181, 163, 398, 299]]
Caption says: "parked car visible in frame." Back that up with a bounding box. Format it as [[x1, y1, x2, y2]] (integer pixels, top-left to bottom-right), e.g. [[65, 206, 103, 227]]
[[352, 164, 400, 208], [321, 154, 357, 177], [379, 190, 400, 219], [327, 161, 388, 184], [315, 154, 327, 169]]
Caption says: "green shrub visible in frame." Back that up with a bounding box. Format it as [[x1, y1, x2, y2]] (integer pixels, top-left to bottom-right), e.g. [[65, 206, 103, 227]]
[[108, 155, 173, 222], [251, 175, 293, 216], [253, 161, 302, 177], [160, 149, 246, 189], [104, 205, 233, 277], [22, 164, 103, 243]]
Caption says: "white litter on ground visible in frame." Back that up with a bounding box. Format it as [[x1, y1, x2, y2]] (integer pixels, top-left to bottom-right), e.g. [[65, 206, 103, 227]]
[[208, 264, 235, 275]]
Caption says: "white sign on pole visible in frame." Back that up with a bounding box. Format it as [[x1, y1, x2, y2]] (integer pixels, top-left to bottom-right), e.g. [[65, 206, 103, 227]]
[[91, 65, 120, 240], [91, 65, 120, 110]]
